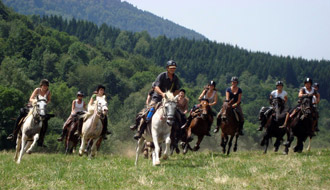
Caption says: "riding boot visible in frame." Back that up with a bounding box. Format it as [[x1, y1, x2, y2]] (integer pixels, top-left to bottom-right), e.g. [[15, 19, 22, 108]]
[[181, 115, 192, 129], [238, 122, 244, 136], [7, 110, 27, 141], [101, 117, 110, 140], [57, 128, 68, 142], [213, 125, 220, 133], [134, 119, 146, 140], [37, 120, 48, 147]]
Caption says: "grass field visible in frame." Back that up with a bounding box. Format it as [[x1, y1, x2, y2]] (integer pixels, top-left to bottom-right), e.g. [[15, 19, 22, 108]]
[[0, 148, 329, 190]]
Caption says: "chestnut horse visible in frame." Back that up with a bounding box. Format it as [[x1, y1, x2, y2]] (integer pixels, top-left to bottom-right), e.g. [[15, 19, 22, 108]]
[[284, 96, 315, 154], [182, 99, 213, 154], [216, 100, 240, 155]]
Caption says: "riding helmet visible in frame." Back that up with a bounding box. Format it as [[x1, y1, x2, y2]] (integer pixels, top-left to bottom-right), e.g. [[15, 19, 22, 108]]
[[77, 91, 84, 96], [209, 80, 216, 87], [304, 78, 313, 84], [231, 76, 239, 83], [276, 81, 284, 86], [166, 60, 177, 68], [313, 82, 319, 88], [39, 79, 49, 87]]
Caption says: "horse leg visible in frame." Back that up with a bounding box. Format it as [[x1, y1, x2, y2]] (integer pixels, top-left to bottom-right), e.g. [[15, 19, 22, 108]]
[[220, 133, 226, 154], [183, 128, 192, 154], [135, 138, 144, 166], [274, 138, 281, 152], [90, 137, 99, 158], [163, 134, 171, 160], [14, 136, 22, 161], [233, 134, 239, 152], [193, 135, 204, 151], [294, 137, 303, 153], [79, 135, 86, 156], [263, 137, 269, 154], [226, 135, 234, 155], [306, 137, 312, 151], [284, 130, 293, 155], [17, 134, 27, 164], [26, 134, 39, 154], [152, 135, 161, 166]]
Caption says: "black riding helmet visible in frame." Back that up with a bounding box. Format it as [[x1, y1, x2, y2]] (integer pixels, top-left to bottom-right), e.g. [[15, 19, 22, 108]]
[[304, 78, 313, 84], [77, 91, 84, 97], [209, 80, 216, 87], [231, 76, 239, 83], [166, 60, 177, 68], [313, 82, 319, 88], [276, 81, 284, 86]]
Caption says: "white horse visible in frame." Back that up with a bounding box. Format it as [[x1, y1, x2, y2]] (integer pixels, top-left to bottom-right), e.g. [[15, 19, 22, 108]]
[[15, 98, 48, 164], [79, 96, 108, 158], [135, 92, 178, 166]]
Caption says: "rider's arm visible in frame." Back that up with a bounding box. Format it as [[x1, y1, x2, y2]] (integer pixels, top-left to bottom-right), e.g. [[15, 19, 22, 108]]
[[89, 94, 96, 105], [225, 91, 230, 101], [146, 94, 151, 105], [46, 92, 51, 104], [71, 100, 76, 114], [29, 88, 38, 103], [83, 101, 87, 110], [198, 89, 207, 101], [209, 92, 218, 106], [154, 86, 165, 98], [233, 93, 242, 108], [284, 95, 288, 103], [315, 93, 320, 104], [298, 89, 305, 98]]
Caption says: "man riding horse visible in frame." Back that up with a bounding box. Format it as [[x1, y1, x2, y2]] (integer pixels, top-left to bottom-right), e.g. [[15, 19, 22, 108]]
[[131, 60, 181, 140]]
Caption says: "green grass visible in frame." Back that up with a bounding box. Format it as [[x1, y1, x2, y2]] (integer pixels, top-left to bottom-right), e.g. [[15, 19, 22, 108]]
[[0, 149, 329, 190]]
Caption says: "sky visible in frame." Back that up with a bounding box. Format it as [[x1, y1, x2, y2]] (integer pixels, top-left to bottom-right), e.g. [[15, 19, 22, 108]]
[[122, 0, 330, 61]]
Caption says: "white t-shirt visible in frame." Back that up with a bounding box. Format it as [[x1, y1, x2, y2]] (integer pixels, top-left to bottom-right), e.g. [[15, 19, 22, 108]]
[[270, 90, 287, 100]]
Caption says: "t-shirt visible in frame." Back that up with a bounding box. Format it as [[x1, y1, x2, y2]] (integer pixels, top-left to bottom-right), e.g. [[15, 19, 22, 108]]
[[152, 72, 180, 102], [270, 90, 287, 100], [226, 87, 242, 104]]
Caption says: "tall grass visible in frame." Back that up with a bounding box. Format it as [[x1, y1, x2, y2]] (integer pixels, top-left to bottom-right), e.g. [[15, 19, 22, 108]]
[[0, 149, 329, 190]]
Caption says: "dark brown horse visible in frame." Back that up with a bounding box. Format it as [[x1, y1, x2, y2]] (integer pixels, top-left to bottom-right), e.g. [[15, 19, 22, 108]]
[[259, 97, 287, 154], [284, 96, 315, 154], [182, 99, 213, 154], [64, 119, 80, 154], [216, 100, 240, 155]]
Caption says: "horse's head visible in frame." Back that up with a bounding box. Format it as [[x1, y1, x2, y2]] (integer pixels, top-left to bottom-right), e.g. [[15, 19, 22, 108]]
[[220, 99, 234, 122], [35, 97, 48, 120], [96, 96, 108, 118], [300, 96, 313, 118], [162, 92, 178, 126], [271, 97, 284, 121], [199, 99, 210, 120]]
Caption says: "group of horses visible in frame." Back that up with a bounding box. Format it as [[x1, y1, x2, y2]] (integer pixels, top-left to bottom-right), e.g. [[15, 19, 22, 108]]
[[14, 96, 108, 164], [13, 92, 317, 166]]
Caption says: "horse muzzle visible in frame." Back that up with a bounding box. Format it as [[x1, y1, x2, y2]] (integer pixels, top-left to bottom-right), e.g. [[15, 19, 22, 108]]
[[201, 113, 208, 120], [166, 116, 175, 126]]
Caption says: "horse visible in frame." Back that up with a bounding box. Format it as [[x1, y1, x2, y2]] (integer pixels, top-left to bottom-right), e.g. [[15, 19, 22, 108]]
[[79, 96, 108, 158], [216, 100, 240, 155], [259, 97, 287, 154], [64, 117, 80, 154], [284, 96, 315, 154], [14, 97, 48, 164], [135, 92, 178, 166], [182, 99, 213, 154]]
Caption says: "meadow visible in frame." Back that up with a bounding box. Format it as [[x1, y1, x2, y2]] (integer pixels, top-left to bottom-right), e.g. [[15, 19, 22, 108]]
[[0, 148, 329, 190]]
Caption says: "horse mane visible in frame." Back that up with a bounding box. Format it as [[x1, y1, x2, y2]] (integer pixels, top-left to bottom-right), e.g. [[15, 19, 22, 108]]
[[164, 91, 175, 101]]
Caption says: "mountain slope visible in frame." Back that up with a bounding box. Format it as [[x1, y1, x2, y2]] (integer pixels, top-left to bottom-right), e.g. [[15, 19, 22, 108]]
[[2, 0, 206, 40]]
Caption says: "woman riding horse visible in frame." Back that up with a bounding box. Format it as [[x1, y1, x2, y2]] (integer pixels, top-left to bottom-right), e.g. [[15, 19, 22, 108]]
[[258, 81, 288, 131], [214, 77, 244, 135], [181, 80, 218, 136], [7, 79, 52, 147], [57, 91, 87, 142]]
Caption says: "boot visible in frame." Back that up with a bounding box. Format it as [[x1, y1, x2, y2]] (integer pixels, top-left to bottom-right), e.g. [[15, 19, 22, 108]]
[[6, 134, 14, 141], [134, 119, 146, 140], [213, 126, 220, 133], [238, 122, 244, 136]]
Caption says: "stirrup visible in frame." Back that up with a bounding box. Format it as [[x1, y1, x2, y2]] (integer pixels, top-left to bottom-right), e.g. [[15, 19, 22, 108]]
[[213, 128, 219, 133], [7, 134, 14, 140]]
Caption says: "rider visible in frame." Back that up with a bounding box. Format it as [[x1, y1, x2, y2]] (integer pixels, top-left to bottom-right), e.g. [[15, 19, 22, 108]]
[[312, 82, 320, 132], [182, 80, 218, 136], [57, 91, 87, 142], [133, 60, 181, 140], [78, 85, 111, 140], [280, 78, 320, 130], [257, 81, 288, 131], [7, 79, 52, 146], [214, 77, 244, 135]]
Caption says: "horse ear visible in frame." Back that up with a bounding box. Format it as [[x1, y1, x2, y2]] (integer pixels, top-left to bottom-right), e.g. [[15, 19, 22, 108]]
[[164, 93, 168, 99], [174, 95, 179, 101]]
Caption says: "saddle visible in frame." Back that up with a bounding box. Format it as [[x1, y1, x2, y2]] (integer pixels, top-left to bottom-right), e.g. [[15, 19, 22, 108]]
[[232, 109, 240, 122]]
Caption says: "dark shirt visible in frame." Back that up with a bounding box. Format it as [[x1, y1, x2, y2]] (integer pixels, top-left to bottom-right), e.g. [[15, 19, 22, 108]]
[[226, 87, 242, 104], [148, 89, 154, 97], [152, 72, 180, 102]]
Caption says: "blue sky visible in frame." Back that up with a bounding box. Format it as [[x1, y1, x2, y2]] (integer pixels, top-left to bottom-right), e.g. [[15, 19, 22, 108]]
[[123, 0, 330, 61]]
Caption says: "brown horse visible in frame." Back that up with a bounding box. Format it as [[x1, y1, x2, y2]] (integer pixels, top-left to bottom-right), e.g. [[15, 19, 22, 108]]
[[216, 100, 240, 155], [182, 99, 213, 154], [284, 96, 316, 154], [64, 119, 80, 154]]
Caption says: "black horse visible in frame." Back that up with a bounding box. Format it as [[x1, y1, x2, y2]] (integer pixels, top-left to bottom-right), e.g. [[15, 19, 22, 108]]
[[284, 96, 315, 154], [259, 97, 287, 154]]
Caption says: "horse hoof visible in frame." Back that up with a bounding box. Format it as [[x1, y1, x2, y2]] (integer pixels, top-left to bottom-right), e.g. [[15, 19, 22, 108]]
[[233, 147, 237, 152], [283, 151, 288, 155], [163, 155, 168, 160], [193, 146, 200, 151], [26, 151, 32, 154], [154, 161, 161, 166]]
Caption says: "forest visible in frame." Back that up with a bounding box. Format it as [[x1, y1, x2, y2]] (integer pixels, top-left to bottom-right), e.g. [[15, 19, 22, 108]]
[[2, 0, 205, 40], [0, 1, 329, 152]]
